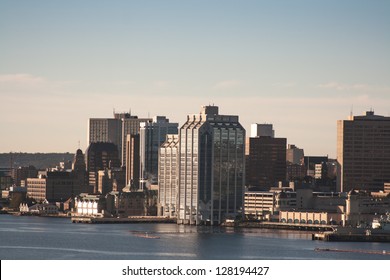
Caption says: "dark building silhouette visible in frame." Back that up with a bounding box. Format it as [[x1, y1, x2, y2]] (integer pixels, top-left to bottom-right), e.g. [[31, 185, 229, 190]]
[[72, 149, 90, 194], [12, 165, 38, 186], [86, 142, 121, 193], [246, 136, 287, 188]]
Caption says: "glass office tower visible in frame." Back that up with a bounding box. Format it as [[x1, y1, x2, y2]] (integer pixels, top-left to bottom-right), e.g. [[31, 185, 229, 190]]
[[177, 105, 245, 225]]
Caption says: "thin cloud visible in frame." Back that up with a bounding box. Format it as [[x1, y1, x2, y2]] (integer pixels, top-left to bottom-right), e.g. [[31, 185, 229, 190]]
[[272, 82, 297, 88], [153, 80, 171, 89], [317, 82, 390, 92], [213, 79, 242, 90], [0, 73, 46, 84]]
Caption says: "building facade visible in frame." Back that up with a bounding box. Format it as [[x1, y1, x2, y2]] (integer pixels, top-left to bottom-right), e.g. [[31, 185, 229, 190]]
[[27, 172, 79, 202], [125, 134, 140, 189], [86, 142, 121, 193], [158, 134, 179, 217], [177, 105, 245, 225], [246, 136, 287, 188], [139, 116, 178, 188], [88, 112, 151, 165], [250, 123, 275, 138], [337, 111, 390, 192]]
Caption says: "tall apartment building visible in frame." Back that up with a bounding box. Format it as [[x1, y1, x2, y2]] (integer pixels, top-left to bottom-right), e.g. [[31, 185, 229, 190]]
[[158, 134, 179, 217], [177, 105, 245, 225], [139, 116, 178, 188], [337, 111, 390, 192], [88, 112, 151, 165]]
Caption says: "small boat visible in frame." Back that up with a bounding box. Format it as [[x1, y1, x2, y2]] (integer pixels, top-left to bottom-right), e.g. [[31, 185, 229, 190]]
[[131, 231, 160, 239]]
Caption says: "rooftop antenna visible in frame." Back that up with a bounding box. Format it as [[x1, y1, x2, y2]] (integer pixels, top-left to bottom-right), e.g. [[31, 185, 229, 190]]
[[349, 105, 353, 120], [78, 140, 80, 149]]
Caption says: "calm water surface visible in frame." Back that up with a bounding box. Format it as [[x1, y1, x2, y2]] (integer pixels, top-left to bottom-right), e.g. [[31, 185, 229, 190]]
[[1, 215, 390, 260]]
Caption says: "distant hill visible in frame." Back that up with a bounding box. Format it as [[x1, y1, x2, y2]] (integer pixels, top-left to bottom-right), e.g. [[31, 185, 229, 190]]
[[0, 153, 75, 170]]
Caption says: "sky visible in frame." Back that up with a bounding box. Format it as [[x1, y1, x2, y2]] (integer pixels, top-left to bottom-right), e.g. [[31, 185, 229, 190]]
[[1, 0, 389, 158]]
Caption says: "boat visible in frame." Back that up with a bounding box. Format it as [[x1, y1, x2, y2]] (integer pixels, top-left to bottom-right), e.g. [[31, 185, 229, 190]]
[[131, 231, 160, 239]]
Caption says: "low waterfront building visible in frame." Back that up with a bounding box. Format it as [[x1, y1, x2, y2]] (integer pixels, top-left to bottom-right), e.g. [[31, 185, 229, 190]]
[[279, 211, 342, 225], [74, 193, 105, 217], [19, 202, 29, 213], [106, 191, 146, 217], [244, 189, 296, 220], [345, 189, 390, 227], [28, 200, 59, 215]]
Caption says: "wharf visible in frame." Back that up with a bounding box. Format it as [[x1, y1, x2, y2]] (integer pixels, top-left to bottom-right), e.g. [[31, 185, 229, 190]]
[[71, 216, 176, 224], [312, 230, 390, 242], [315, 248, 390, 255], [237, 221, 335, 232]]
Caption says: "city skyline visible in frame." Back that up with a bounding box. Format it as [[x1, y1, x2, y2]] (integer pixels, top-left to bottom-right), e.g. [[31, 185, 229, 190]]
[[1, 0, 389, 157]]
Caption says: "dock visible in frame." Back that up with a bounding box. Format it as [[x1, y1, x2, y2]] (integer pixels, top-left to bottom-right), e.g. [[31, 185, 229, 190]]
[[238, 221, 335, 231], [71, 216, 176, 224], [312, 230, 390, 242], [315, 248, 390, 255]]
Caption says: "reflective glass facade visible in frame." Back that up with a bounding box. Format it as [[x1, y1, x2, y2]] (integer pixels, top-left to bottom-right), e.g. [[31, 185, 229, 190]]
[[177, 106, 245, 225]]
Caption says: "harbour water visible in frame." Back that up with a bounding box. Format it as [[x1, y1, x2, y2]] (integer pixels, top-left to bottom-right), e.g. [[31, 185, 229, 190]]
[[1, 215, 390, 260]]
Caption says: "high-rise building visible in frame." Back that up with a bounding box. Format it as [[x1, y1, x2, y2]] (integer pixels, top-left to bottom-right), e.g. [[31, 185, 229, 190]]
[[250, 123, 275, 138], [139, 116, 178, 188], [86, 142, 121, 193], [88, 112, 151, 165], [125, 134, 140, 189], [88, 118, 122, 152], [158, 134, 179, 217], [246, 136, 287, 188], [286, 144, 304, 165], [121, 116, 151, 166], [337, 111, 390, 192], [177, 105, 245, 225]]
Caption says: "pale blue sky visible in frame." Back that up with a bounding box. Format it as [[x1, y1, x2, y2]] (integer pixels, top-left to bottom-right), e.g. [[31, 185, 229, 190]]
[[1, 0, 389, 157]]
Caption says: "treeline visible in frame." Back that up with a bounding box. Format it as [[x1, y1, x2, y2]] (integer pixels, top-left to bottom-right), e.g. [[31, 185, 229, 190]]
[[0, 153, 74, 170]]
